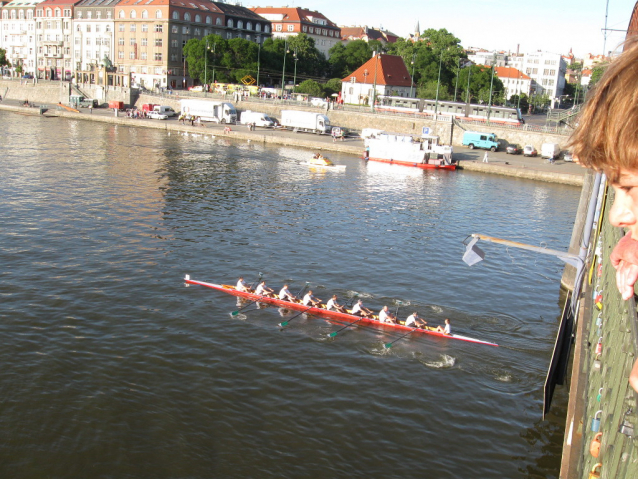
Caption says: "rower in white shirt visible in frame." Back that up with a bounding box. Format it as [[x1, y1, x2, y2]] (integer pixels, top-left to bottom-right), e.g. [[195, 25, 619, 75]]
[[278, 284, 296, 302], [404, 311, 427, 328], [378, 305, 396, 324], [351, 299, 374, 318], [254, 281, 274, 297], [435, 318, 451, 335], [326, 295, 346, 313], [236, 276, 250, 292], [302, 290, 322, 307]]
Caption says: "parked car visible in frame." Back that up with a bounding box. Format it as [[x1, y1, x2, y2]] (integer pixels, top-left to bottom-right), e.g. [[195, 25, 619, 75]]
[[310, 97, 328, 108], [148, 111, 169, 120], [21, 73, 34, 79], [563, 151, 574, 162], [189, 85, 204, 92], [506, 144, 521, 155], [523, 145, 537, 157]]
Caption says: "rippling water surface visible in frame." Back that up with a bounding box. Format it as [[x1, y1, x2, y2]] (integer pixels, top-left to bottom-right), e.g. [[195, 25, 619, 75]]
[[0, 111, 580, 478]]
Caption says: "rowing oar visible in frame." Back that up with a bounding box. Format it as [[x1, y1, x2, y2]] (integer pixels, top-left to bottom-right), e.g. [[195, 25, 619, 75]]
[[383, 328, 418, 349], [230, 273, 265, 316], [296, 282, 310, 299], [248, 272, 264, 291], [328, 317, 363, 338], [278, 305, 314, 328]]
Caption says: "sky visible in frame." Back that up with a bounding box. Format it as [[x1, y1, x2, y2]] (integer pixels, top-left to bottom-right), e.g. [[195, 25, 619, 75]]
[[257, 0, 637, 58]]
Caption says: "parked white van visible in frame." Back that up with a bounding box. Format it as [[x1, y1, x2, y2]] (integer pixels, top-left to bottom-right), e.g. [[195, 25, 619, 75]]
[[153, 105, 177, 117], [240, 110, 276, 127], [541, 143, 560, 159]]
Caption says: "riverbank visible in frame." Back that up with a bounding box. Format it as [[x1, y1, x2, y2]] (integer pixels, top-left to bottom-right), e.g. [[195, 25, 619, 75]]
[[0, 99, 584, 186]]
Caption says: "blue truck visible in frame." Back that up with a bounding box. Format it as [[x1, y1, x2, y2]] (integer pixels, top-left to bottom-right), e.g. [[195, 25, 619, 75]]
[[462, 131, 499, 151]]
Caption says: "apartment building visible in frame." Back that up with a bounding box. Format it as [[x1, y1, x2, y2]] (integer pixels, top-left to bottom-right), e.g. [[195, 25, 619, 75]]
[[73, 0, 118, 72], [508, 51, 566, 100], [250, 6, 339, 58], [494, 66, 531, 100], [35, 0, 80, 80], [1, 0, 42, 77]]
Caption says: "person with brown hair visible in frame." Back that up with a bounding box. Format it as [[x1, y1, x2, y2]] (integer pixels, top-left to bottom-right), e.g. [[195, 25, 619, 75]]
[[568, 37, 638, 393]]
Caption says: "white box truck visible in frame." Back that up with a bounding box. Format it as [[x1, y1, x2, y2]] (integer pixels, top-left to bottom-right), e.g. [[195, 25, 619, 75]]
[[240, 110, 276, 127], [541, 143, 560, 159], [280, 110, 331, 134], [180, 99, 237, 123]]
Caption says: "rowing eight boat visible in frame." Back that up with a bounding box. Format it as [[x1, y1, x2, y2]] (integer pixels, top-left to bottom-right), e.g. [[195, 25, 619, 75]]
[[184, 275, 498, 347]]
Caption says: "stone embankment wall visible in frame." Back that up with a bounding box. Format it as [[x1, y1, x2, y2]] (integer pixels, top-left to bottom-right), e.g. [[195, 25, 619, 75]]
[[133, 92, 568, 151], [560, 184, 638, 479], [0, 81, 568, 150]]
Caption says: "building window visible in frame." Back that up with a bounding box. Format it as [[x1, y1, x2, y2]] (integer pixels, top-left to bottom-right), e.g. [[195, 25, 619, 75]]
[[130, 38, 136, 46], [141, 52, 147, 60], [171, 25, 178, 33], [227, 19, 233, 27], [309, 27, 313, 33], [130, 51, 135, 59], [142, 9, 148, 19], [96, 11, 101, 19], [184, 12, 190, 21], [264, 25, 270, 33], [54, 7, 60, 17], [171, 54, 177, 61], [302, 26, 307, 32], [155, 24, 163, 32], [238, 20, 243, 29], [142, 24, 148, 32], [118, 10, 124, 19], [171, 39, 178, 47], [118, 37, 124, 45], [287, 24, 293, 32], [154, 38, 162, 47], [130, 10, 136, 19], [119, 24, 125, 32], [86, 38, 91, 45], [195, 14, 201, 22], [63, 8, 70, 17], [156, 10, 162, 18], [276, 24, 281, 31], [118, 51, 124, 58], [130, 24, 136, 32], [141, 38, 147, 46], [172, 11, 178, 20], [246, 22, 252, 30], [216, 18, 221, 25], [154, 52, 162, 61]]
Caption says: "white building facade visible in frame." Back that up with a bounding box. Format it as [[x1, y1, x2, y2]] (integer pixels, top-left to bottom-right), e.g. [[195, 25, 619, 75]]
[[73, 0, 116, 72], [508, 51, 566, 101], [1, 0, 43, 77]]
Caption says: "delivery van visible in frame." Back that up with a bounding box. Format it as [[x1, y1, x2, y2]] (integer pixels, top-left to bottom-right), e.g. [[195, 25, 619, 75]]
[[240, 110, 276, 127], [541, 143, 560, 160], [153, 105, 177, 117], [462, 131, 499, 151]]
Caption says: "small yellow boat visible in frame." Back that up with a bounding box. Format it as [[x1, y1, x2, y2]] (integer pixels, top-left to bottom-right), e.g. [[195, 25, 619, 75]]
[[308, 155, 334, 166]]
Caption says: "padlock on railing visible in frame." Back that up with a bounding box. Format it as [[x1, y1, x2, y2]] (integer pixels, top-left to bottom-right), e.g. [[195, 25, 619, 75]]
[[619, 408, 634, 437], [597, 262, 602, 277], [595, 337, 603, 355], [597, 387, 603, 402], [593, 354, 602, 370], [595, 315, 602, 327], [590, 432, 602, 457], [588, 463, 602, 479], [591, 410, 603, 432]]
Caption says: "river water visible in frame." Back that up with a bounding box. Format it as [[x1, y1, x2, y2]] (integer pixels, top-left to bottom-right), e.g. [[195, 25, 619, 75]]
[[0, 111, 581, 478]]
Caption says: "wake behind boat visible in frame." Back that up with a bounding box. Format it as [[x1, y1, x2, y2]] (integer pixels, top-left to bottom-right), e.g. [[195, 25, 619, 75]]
[[184, 275, 498, 347]]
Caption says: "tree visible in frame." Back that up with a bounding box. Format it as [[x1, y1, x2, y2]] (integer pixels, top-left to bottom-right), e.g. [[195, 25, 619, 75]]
[[323, 78, 342, 96], [0, 48, 10, 69], [296, 79, 323, 97], [590, 65, 607, 87], [456, 65, 503, 104], [328, 40, 372, 77]]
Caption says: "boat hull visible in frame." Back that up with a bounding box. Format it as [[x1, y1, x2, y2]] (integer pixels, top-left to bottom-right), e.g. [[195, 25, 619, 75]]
[[184, 277, 497, 347], [367, 157, 457, 171]]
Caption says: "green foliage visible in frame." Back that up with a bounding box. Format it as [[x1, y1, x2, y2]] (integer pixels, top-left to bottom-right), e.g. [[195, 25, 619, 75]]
[[296, 79, 324, 97], [328, 40, 373, 77], [508, 93, 529, 112], [323, 78, 343, 96], [590, 65, 607, 87], [455, 65, 504, 104], [0, 48, 10, 68]]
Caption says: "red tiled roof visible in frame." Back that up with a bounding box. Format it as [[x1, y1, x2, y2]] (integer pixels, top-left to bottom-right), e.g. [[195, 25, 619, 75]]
[[494, 66, 531, 80], [250, 6, 337, 27], [341, 54, 412, 87]]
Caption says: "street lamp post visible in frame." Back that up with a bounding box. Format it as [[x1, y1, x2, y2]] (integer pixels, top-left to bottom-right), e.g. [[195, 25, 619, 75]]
[[292, 47, 298, 93], [409, 52, 416, 98], [204, 41, 208, 86], [487, 53, 496, 122], [371, 51, 379, 112], [434, 50, 443, 115], [454, 57, 460, 102], [256, 41, 261, 88], [466, 65, 472, 103], [280, 39, 288, 99], [210, 42, 216, 87]]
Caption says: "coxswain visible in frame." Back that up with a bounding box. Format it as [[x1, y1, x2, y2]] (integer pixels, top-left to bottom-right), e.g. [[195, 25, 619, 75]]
[[351, 299, 374, 318], [278, 284, 296, 302], [255, 281, 275, 297], [378, 305, 396, 324], [326, 295, 346, 313], [236, 276, 249, 292], [302, 290, 322, 307], [405, 312, 427, 328], [435, 318, 451, 335]]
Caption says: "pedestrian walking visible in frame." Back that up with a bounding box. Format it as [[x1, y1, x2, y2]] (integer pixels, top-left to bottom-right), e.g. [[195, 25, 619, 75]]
[[482, 151, 489, 163]]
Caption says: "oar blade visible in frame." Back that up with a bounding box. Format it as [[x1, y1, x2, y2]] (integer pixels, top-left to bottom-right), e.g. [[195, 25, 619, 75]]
[[230, 311, 240, 316], [383, 342, 393, 349], [278, 321, 289, 327], [328, 331, 338, 338]]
